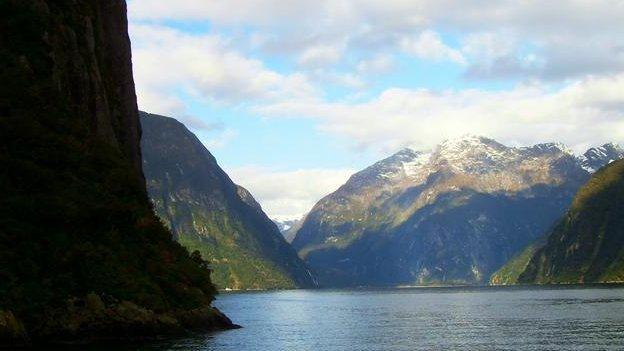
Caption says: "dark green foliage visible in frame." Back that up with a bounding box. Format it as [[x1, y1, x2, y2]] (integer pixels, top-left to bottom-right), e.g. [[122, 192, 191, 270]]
[[489, 237, 545, 285], [140, 113, 315, 289], [518, 160, 624, 283], [0, 0, 216, 334]]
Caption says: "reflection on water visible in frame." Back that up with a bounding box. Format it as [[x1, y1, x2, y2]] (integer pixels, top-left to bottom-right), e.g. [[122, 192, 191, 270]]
[[92, 285, 624, 350]]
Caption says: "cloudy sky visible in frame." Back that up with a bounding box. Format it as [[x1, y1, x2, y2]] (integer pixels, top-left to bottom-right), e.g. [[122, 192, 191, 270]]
[[128, 0, 624, 220]]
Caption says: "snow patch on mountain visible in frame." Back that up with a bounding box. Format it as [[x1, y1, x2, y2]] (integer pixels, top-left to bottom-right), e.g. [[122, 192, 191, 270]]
[[579, 143, 624, 173], [432, 135, 522, 174], [402, 151, 432, 177], [341, 136, 622, 206]]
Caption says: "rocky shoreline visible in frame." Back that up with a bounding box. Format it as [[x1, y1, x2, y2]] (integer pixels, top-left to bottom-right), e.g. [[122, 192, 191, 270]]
[[0, 294, 240, 348]]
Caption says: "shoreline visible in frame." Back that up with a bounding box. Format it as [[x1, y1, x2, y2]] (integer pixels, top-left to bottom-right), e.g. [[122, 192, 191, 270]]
[[0, 295, 240, 348], [217, 281, 624, 294]]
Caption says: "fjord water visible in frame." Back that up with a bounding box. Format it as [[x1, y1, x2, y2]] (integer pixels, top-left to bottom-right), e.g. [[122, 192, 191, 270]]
[[133, 286, 624, 351]]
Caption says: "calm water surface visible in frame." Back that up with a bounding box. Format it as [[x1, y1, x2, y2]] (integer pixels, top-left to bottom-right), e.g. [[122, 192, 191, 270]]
[[143, 286, 624, 350]]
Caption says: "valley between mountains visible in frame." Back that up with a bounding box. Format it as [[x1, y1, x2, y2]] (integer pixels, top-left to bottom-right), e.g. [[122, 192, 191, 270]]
[[140, 113, 624, 289], [3, 1, 623, 348]]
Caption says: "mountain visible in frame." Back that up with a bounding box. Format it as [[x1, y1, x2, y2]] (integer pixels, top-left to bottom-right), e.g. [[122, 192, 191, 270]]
[[490, 144, 624, 285], [273, 217, 304, 243], [494, 159, 624, 284], [579, 143, 624, 173], [140, 112, 316, 290], [292, 136, 620, 287], [489, 237, 546, 285], [0, 0, 234, 345]]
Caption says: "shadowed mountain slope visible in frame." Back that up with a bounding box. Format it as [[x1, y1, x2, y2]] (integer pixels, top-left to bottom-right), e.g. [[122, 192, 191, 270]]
[[141, 112, 316, 289], [514, 159, 624, 284], [0, 1, 233, 344], [293, 136, 621, 287]]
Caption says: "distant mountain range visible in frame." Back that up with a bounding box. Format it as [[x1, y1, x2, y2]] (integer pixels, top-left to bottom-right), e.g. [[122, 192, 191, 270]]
[[139, 117, 624, 290], [492, 158, 624, 285], [291, 135, 624, 287], [140, 112, 316, 290], [579, 143, 624, 173], [273, 217, 304, 243]]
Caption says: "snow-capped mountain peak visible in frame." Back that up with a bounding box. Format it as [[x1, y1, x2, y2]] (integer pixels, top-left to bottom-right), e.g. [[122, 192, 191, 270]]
[[402, 151, 432, 177], [346, 138, 623, 193], [272, 216, 304, 243], [526, 142, 574, 155], [293, 136, 611, 288], [579, 143, 624, 173], [432, 135, 519, 174], [439, 134, 497, 148]]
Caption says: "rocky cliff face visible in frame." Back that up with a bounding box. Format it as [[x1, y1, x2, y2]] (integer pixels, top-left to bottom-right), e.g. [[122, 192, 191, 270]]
[[0, 0, 230, 344], [2, 0, 143, 172], [292, 136, 621, 287], [141, 112, 316, 289]]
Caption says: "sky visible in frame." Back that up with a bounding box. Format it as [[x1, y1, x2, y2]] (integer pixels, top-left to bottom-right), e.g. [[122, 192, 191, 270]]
[[127, 0, 624, 220]]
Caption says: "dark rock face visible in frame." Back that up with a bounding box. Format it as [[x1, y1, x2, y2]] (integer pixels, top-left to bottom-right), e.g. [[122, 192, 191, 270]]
[[517, 160, 624, 284], [23, 293, 238, 344], [0, 0, 228, 344], [292, 136, 619, 287], [140, 112, 316, 289], [3, 0, 142, 173]]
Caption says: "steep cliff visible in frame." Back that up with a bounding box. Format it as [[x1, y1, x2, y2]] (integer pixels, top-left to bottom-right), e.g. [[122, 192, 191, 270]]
[[0, 0, 232, 344], [515, 159, 624, 284], [140, 112, 316, 289]]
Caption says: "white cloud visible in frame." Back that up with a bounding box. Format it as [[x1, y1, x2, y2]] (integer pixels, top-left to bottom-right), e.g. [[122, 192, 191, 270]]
[[256, 74, 624, 153], [356, 54, 395, 75], [458, 32, 544, 79], [128, 0, 321, 26], [202, 129, 238, 149], [129, 0, 624, 80], [136, 90, 186, 117], [297, 43, 344, 68], [129, 24, 319, 113], [226, 167, 354, 219], [461, 32, 517, 63], [127, 1, 624, 168], [320, 71, 366, 90], [401, 30, 466, 64]]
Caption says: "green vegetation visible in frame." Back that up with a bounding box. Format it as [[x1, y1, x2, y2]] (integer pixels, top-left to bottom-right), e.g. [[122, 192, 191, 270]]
[[489, 239, 544, 285], [169, 207, 296, 289], [178, 235, 296, 290], [141, 113, 315, 290], [517, 159, 624, 284], [0, 0, 221, 340]]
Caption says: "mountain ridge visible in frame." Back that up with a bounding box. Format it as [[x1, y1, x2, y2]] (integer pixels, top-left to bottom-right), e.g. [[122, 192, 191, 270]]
[[492, 159, 624, 284], [292, 135, 622, 287], [140, 111, 316, 290]]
